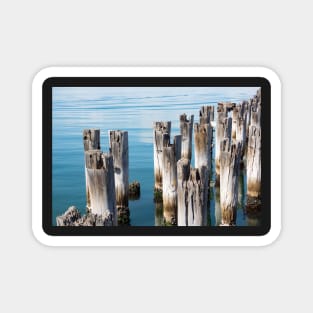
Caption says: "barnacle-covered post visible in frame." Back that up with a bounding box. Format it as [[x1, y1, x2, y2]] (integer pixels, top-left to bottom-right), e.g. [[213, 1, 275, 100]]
[[153, 121, 171, 191], [84, 150, 117, 225], [162, 135, 181, 224], [180, 114, 194, 160], [219, 139, 241, 226]]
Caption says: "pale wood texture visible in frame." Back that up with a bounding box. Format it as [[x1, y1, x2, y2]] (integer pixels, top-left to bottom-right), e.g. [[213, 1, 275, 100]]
[[153, 121, 171, 190], [83, 129, 100, 151], [194, 123, 212, 172], [219, 139, 241, 225], [177, 158, 190, 226], [162, 135, 181, 224], [109, 130, 129, 208], [177, 159, 208, 226], [246, 125, 261, 198], [216, 108, 232, 179], [84, 150, 117, 225], [180, 114, 194, 160]]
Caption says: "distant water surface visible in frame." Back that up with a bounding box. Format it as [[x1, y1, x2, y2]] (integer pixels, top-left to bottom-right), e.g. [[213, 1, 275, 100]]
[[52, 87, 259, 226]]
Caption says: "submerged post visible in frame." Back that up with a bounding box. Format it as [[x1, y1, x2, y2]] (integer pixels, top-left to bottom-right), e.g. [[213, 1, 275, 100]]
[[109, 130, 129, 209], [246, 125, 261, 199], [153, 121, 171, 191], [84, 150, 117, 225], [83, 129, 100, 151], [180, 114, 194, 160], [219, 139, 241, 226], [162, 135, 181, 224]]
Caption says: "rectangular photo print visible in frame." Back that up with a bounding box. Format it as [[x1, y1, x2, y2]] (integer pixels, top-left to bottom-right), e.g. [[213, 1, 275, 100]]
[[52, 86, 262, 228]]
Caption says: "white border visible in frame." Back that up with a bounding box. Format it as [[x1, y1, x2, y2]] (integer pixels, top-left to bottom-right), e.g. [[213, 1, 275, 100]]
[[32, 67, 281, 246]]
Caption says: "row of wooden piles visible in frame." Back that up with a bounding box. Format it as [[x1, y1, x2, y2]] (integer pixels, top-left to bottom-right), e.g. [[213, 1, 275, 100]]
[[153, 88, 261, 226], [82, 129, 129, 226]]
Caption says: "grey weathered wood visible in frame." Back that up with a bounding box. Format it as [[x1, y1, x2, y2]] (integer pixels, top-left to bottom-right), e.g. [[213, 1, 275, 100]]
[[219, 139, 241, 225], [83, 129, 100, 151], [162, 137, 181, 224], [177, 158, 190, 226], [186, 166, 208, 226], [194, 123, 212, 172], [180, 114, 194, 160], [84, 150, 117, 225], [109, 130, 129, 209], [246, 125, 261, 198], [153, 121, 171, 191], [177, 159, 208, 226], [216, 112, 232, 179], [199, 105, 214, 125], [232, 106, 240, 139], [215, 103, 228, 178]]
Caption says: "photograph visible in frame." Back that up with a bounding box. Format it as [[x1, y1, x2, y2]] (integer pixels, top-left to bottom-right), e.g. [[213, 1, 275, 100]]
[[52, 86, 261, 227]]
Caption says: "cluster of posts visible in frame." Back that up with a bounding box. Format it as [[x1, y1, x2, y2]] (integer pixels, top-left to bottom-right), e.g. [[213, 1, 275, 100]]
[[153, 88, 261, 226], [83, 129, 129, 226]]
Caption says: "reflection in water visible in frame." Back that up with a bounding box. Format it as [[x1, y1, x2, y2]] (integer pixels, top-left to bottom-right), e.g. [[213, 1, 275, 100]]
[[155, 201, 164, 226]]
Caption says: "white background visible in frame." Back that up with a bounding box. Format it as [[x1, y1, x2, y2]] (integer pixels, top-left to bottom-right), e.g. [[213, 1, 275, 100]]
[[0, 0, 310, 312]]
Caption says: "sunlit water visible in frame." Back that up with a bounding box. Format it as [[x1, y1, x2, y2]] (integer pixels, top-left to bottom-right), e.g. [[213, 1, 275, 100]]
[[52, 87, 259, 226]]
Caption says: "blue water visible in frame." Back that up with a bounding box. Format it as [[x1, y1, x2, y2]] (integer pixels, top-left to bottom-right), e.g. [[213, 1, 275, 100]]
[[52, 87, 259, 226]]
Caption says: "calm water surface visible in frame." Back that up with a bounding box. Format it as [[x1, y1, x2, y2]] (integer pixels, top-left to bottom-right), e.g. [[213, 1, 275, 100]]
[[52, 87, 259, 226]]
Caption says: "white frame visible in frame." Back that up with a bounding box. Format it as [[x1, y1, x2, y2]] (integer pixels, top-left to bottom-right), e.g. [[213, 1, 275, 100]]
[[32, 67, 281, 246]]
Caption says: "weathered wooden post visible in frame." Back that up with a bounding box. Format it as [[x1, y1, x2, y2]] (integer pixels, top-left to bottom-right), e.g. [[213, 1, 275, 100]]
[[177, 159, 208, 226], [83, 129, 101, 151], [219, 139, 241, 226], [187, 166, 208, 226], [246, 125, 261, 199], [199, 106, 214, 125], [216, 111, 232, 181], [162, 135, 181, 224], [194, 122, 212, 171], [153, 121, 171, 191], [232, 106, 240, 139], [180, 114, 194, 160], [236, 116, 247, 156], [109, 130, 129, 209], [84, 150, 117, 225], [177, 158, 190, 226]]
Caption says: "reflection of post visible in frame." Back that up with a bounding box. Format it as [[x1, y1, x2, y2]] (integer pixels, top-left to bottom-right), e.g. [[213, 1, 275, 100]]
[[177, 158, 190, 226], [109, 130, 129, 209], [162, 135, 181, 224], [220, 139, 241, 225], [84, 150, 117, 225], [247, 125, 261, 198], [83, 129, 100, 151], [153, 122, 171, 191], [155, 201, 164, 226], [214, 186, 221, 226], [180, 114, 194, 160]]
